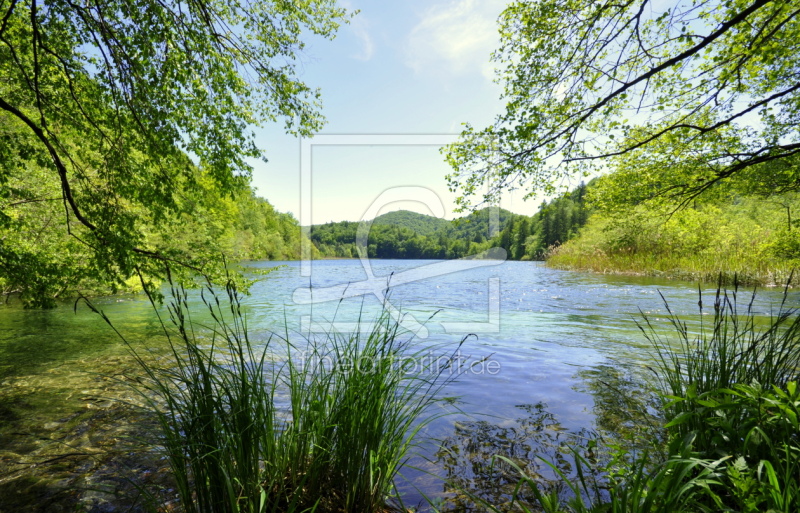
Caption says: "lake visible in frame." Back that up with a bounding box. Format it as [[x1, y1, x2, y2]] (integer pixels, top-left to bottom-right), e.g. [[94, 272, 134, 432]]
[[0, 259, 790, 510]]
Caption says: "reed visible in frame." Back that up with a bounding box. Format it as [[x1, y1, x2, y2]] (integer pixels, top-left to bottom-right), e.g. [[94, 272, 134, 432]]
[[455, 284, 800, 512], [92, 278, 459, 513], [547, 247, 796, 288], [639, 282, 800, 451]]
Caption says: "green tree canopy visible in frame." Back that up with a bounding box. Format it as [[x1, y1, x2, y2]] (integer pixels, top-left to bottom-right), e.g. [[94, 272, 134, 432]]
[[445, 0, 800, 210], [0, 0, 348, 305]]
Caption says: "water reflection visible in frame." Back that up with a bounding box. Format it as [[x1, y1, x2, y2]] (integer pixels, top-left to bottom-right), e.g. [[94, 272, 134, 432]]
[[575, 364, 665, 453]]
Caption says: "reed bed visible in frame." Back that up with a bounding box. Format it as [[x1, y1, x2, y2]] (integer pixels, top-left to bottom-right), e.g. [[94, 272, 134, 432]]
[[547, 247, 796, 288]]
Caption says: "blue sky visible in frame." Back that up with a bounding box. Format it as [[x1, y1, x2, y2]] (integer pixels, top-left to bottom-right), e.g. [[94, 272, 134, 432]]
[[248, 0, 548, 225]]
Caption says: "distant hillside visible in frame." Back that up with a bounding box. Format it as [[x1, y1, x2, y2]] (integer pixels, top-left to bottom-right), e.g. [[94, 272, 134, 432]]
[[308, 208, 517, 259], [306, 182, 594, 261], [371, 210, 450, 236], [445, 208, 517, 243]]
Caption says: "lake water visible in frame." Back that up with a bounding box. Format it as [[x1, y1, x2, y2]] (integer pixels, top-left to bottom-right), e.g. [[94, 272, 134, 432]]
[[0, 259, 791, 510]]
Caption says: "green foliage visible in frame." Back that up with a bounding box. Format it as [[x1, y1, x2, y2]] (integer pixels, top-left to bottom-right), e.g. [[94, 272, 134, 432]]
[[0, 162, 310, 306], [664, 382, 800, 511], [766, 228, 800, 259], [590, 148, 800, 215], [640, 287, 800, 512], [445, 0, 800, 210], [484, 385, 800, 513], [0, 0, 347, 306], [228, 193, 310, 261], [0, 148, 102, 307], [549, 192, 800, 286], [447, 207, 517, 243], [88, 281, 458, 513]]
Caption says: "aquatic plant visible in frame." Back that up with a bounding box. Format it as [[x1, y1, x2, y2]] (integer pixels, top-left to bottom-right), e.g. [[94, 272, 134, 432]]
[[455, 283, 800, 512], [90, 278, 460, 513], [640, 282, 800, 452]]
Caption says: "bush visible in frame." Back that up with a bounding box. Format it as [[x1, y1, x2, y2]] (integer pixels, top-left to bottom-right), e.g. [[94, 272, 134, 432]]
[[766, 229, 800, 259]]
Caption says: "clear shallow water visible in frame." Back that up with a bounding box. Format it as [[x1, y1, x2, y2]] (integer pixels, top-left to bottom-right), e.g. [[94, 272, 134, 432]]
[[0, 260, 792, 510]]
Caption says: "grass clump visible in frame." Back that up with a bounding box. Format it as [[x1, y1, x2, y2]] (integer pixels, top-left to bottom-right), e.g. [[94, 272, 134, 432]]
[[462, 283, 800, 512], [93, 278, 459, 513], [641, 284, 800, 458]]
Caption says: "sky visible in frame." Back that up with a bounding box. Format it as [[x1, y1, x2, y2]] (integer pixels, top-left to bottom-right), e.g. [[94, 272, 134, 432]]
[[248, 0, 548, 225]]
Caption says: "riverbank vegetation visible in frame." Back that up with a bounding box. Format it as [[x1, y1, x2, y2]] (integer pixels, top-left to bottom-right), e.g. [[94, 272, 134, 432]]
[[473, 285, 800, 513], [546, 185, 800, 286]]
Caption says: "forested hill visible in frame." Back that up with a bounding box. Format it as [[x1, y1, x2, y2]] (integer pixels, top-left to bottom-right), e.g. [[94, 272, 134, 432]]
[[309, 208, 513, 259], [486, 182, 591, 260], [308, 188, 591, 260], [371, 210, 451, 236]]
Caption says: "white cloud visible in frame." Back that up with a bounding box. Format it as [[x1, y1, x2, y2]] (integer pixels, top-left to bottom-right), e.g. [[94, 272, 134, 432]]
[[342, 1, 375, 61], [404, 0, 505, 80], [349, 15, 375, 61]]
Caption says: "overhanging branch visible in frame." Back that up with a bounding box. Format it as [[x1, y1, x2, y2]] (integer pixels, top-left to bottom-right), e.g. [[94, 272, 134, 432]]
[[0, 95, 204, 272]]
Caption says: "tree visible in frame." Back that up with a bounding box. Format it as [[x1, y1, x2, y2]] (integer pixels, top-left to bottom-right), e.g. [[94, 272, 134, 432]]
[[0, 0, 348, 305], [512, 217, 529, 260], [445, 0, 800, 210]]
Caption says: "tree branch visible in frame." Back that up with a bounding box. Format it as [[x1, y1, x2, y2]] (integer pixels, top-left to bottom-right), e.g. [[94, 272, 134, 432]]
[[671, 142, 800, 206], [8, 197, 62, 207], [0, 0, 17, 39], [0, 95, 204, 272], [513, 0, 773, 161], [565, 80, 800, 164]]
